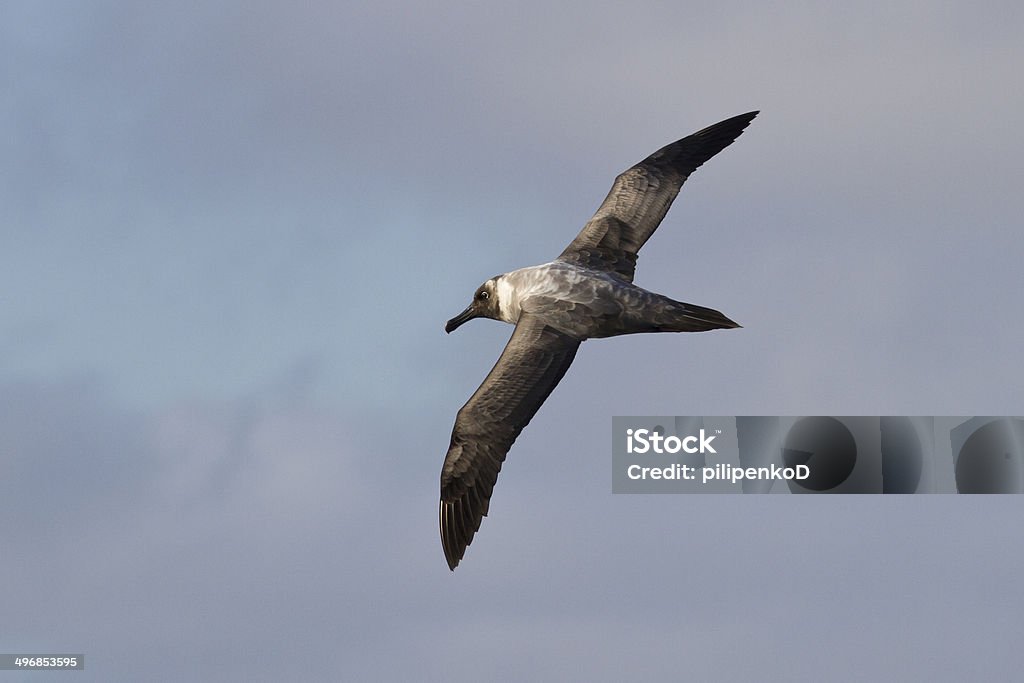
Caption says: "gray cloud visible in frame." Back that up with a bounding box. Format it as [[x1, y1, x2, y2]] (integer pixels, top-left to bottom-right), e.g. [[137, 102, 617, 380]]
[[3, 377, 1022, 681], [3, 1, 1024, 680]]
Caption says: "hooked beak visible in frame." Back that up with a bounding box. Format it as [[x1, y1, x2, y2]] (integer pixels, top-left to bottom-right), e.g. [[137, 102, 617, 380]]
[[445, 304, 478, 334]]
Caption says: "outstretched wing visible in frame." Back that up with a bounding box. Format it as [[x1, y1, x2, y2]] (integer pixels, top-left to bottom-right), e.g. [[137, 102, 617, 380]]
[[558, 111, 758, 281], [440, 313, 581, 570]]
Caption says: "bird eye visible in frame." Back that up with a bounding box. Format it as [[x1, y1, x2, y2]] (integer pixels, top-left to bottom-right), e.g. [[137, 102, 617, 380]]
[[477, 291, 489, 301]]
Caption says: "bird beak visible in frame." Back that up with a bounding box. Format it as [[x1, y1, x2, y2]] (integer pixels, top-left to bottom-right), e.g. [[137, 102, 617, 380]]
[[445, 305, 478, 334]]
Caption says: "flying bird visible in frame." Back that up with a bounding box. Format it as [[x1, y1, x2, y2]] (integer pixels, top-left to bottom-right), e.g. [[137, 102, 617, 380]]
[[440, 111, 758, 569]]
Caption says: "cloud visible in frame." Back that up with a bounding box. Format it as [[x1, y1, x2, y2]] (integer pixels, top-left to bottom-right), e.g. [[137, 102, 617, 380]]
[[2, 374, 1023, 679], [3, 1, 1024, 679]]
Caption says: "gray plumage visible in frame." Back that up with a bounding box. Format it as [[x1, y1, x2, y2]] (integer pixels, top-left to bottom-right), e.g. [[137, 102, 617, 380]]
[[441, 111, 758, 570]]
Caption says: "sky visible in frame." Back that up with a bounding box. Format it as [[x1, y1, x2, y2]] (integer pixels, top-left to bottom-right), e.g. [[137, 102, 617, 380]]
[[3, 1, 1023, 680]]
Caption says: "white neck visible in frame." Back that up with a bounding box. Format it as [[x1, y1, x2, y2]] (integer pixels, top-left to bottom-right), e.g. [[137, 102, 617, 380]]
[[496, 276, 521, 323]]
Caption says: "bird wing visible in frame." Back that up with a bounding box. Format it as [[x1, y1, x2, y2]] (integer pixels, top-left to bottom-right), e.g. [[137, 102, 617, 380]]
[[557, 111, 758, 281], [440, 312, 581, 570]]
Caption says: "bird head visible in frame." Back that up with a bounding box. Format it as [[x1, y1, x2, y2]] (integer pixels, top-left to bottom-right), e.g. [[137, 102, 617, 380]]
[[445, 278, 502, 333]]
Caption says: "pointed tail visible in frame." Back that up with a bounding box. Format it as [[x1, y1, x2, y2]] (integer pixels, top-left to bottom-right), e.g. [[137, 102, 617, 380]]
[[657, 300, 741, 332]]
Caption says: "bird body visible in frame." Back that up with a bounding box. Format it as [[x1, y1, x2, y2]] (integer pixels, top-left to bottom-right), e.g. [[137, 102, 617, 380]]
[[440, 111, 759, 569], [490, 261, 739, 339]]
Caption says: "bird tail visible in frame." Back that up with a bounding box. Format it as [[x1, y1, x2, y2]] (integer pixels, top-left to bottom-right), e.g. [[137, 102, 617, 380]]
[[655, 300, 741, 332]]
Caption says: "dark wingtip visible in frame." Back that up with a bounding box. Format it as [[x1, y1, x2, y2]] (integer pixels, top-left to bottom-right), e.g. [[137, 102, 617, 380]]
[[648, 110, 760, 174], [708, 110, 759, 140], [440, 499, 466, 571], [712, 110, 759, 138]]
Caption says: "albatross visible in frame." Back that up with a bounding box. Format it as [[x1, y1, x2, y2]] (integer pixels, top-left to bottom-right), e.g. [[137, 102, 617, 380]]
[[440, 111, 758, 570]]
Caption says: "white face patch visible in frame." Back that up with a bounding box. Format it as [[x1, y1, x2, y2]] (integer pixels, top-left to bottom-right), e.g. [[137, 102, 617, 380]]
[[495, 276, 520, 323]]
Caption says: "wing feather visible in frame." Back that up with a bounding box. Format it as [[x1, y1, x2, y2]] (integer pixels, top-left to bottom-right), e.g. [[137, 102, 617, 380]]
[[440, 313, 580, 569], [558, 111, 758, 281]]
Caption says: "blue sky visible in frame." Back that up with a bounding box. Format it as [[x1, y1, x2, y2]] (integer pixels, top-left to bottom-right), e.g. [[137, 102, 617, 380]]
[[3, 2, 1023, 680]]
